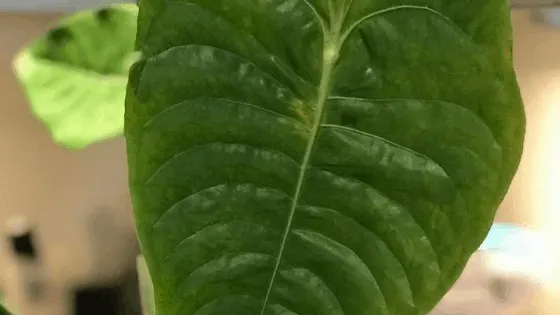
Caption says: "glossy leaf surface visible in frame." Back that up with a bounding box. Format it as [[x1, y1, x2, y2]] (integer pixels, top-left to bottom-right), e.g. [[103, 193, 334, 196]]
[[125, 1, 525, 314], [14, 3, 138, 149]]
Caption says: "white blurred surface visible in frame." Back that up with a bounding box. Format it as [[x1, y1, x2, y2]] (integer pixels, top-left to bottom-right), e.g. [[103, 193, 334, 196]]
[[431, 228, 547, 315]]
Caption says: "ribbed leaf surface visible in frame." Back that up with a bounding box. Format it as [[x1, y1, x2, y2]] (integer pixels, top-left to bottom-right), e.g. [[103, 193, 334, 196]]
[[125, 1, 525, 314]]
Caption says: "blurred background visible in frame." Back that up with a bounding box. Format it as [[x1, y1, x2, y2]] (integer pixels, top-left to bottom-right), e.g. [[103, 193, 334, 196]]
[[0, 0, 558, 314]]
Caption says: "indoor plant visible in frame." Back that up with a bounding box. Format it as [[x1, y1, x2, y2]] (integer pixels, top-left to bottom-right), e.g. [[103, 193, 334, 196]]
[[13, 1, 526, 314], [125, 0, 525, 314]]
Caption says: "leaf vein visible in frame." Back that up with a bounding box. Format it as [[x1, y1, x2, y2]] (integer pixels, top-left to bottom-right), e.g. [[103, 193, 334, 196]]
[[144, 142, 302, 186], [164, 221, 279, 262], [152, 183, 292, 229], [259, 24, 342, 315], [328, 96, 501, 152], [171, 0, 313, 88], [339, 5, 449, 46], [144, 43, 305, 104], [142, 97, 310, 132], [297, 205, 413, 310], [315, 168, 443, 273]]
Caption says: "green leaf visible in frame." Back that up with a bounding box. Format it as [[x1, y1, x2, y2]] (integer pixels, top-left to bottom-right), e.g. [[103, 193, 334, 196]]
[[125, 1, 525, 314], [13, 3, 138, 149], [0, 297, 12, 315]]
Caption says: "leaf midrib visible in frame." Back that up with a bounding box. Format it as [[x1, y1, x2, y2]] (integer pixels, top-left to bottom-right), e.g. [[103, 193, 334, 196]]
[[247, 4, 449, 314], [258, 24, 341, 315]]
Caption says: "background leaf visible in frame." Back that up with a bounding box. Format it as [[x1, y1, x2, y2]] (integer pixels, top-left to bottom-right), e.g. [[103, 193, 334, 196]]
[[14, 3, 138, 149], [125, 1, 525, 315]]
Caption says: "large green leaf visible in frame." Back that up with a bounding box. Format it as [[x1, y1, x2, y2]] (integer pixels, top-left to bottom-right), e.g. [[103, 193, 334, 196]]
[[125, 1, 525, 314], [14, 3, 138, 149], [0, 305, 8, 315]]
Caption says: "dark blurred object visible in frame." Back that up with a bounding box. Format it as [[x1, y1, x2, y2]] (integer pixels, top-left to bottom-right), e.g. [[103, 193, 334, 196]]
[[6, 217, 46, 303], [73, 285, 121, 315], [120, 271, 142, 315], [7, 217, 39, 260], [10, 230, 37, 259], [72, 271, 141, 315]]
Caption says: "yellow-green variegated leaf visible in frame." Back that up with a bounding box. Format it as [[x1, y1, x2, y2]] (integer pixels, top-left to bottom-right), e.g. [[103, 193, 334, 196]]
[[14, 3, 138, 149], [125, 1, 525, 315]]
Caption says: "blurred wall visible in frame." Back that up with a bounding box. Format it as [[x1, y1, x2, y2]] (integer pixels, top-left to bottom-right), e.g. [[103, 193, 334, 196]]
[[0, 7, 558, 315], [500, 9, 560, 315], [0, 12, 138, 308]]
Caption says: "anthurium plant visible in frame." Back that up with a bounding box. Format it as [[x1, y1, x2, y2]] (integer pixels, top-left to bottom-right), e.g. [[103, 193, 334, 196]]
[[13, 1, 525, 315], [125, 0, 525, 315]]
